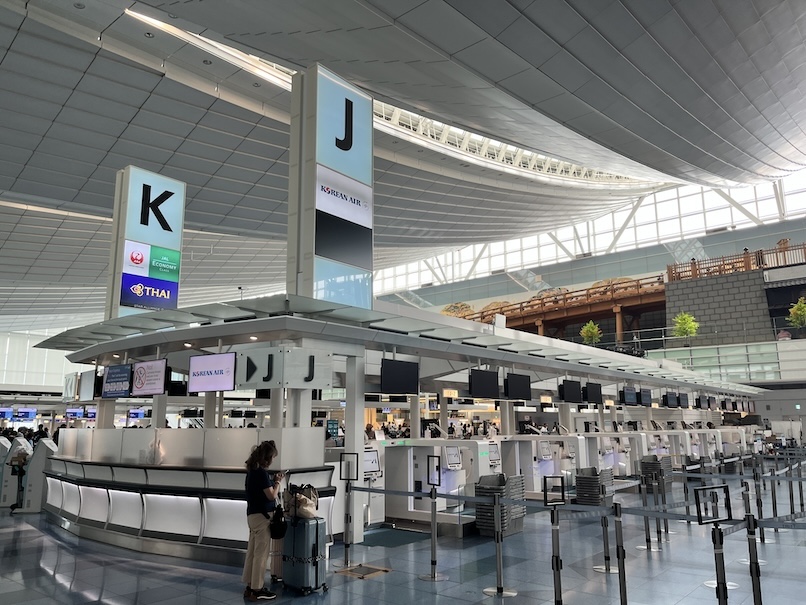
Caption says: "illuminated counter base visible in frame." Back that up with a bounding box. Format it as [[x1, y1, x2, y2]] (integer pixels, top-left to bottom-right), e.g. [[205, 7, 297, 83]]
[[45, 459, 250, 564]]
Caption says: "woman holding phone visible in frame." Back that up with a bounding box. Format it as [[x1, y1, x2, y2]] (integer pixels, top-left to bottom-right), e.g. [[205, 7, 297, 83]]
[[242, 440, 285, 601]]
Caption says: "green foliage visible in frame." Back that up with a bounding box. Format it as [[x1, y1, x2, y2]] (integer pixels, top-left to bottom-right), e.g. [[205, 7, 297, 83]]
[[788, 297, 806, 329], [580, 320, 603, 345], [672, 312, 699, 338]]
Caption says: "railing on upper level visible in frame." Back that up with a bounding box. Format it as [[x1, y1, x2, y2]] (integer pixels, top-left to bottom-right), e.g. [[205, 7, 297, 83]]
[[667, 240, 806, 282], [462, 275, 666, 324]]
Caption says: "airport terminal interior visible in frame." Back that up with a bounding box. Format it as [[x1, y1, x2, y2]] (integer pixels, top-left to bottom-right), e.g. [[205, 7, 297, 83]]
[[3, 1, 806, 604]]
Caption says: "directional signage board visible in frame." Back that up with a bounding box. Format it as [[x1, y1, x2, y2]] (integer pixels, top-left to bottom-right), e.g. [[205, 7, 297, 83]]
[[106, 166, 186, 319], [236, 347, 285, 390], [236, 347, 333, 390]]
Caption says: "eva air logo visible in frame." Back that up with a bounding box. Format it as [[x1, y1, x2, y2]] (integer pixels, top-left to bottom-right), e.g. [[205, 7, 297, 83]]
[[130, 283, 145, 297]]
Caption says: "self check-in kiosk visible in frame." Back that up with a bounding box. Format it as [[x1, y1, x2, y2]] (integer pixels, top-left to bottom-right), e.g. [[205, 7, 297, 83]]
[[581, 431, 649, 478], [362, 447, 384, 527], [13, 438, 58, 513], [1, 437, 33, 508], [496, 435, 587, 497]]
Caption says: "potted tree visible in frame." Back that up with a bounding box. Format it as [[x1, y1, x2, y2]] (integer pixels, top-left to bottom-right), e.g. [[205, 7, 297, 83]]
[[672, 311, 699, 346], [580, 320, 603, 346], [787, 297, 806, 337]]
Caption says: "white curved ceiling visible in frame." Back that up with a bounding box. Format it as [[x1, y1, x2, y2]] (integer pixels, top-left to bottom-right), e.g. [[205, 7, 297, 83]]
[[0, 0, 804, 328]]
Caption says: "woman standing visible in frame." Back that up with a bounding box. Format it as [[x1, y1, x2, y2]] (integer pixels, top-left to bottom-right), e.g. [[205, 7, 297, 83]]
[[242, 440, 284, 601]]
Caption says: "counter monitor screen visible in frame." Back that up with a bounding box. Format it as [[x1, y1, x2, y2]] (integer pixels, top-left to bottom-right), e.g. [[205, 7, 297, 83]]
[[86, 409, 97, 420], [131, 359, 168, 397], [504, 373, 531, 400], [679, 393, 690, 408], [720, 400, 728, 411], [101, 364, 132, 399], [707, 396, 717, 410], [78, 369, 96, 402], [664, 393, 678, 408], [128, 409, 145, 419], [65, 408, 84, 419], [583, 382, 603, 404], [364, 449, 381, 474], [620, 386, 637, 405], [188, 352, 236, 394], [488, 442, 501, 463], [639, 388, 652, 406], [470, 369, 499, 399], [443, 445, 462, 469], [0, 407, 12, 419], [15, 408, 36, 419], [380, 359, 419, 394], [560, 379, 583, 403]]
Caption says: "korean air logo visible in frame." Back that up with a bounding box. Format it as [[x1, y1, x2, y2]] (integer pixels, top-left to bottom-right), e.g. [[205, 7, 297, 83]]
[[130, 250, 145, 265], [130, 283, 145, 297]]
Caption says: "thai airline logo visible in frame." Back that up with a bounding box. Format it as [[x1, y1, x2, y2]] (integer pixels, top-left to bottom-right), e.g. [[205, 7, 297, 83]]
[[130, 250, 145, 265], [129, 282, 171, 299]]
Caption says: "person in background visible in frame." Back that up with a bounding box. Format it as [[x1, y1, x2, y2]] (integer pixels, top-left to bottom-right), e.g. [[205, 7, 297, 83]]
[[365, 423, 375, 442], [52, 423, 67, 446], [32, 424, 48, 446], [242, 440, 284, 601]]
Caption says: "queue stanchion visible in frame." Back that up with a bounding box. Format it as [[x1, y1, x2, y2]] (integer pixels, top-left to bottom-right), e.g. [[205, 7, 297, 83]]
[[482, 491, 517, 598], [636, 475, 659, 552], [652, 474, 663, 547], [682, 463, 692, 524], [787, 464, 795, 516], [419, 455, 447, 582], [753, 468, 767, 544], [770, 473, 780, 534], [593, 493, 617, 574], [696, 485, 736, 604], [541, 476, 566, 605], [659, 469, 672, 536], [739, 482, 766, 603], [613, 504, 628, 605], [798, 459, 804, 513], [338, 452, 358, 568]]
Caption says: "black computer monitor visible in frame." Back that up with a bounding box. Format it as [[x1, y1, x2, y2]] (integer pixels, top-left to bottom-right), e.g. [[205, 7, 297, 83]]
[[583, 382, 603, 404], [381, 359, 419, 394], [504, 373, 531, 400], [470, 369, 499, 399], [559, 379, 583, 403]]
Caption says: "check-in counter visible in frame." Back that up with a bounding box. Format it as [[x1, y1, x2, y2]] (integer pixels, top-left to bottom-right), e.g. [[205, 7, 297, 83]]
[[497, 434, 588, 496], [581, 431, 648, 477], [45, 427, 335, 564]]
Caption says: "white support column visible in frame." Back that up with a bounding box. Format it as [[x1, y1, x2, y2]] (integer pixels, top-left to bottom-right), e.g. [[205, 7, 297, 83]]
[[253, 398, 269, 428], [204, 392, 217, 428], [409, 393, 421, 439], [152, 394, 167, 429], [96, 400, 115, 429], [217, 392, 224, 429], [345, 355, 365, 544], [500, 401, 511, 435], [270, 388, 284, 428], [288, 390, 313, 428]]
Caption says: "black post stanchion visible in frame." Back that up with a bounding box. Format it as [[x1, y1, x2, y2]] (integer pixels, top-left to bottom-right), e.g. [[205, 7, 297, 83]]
[[798, 461, 804, 513], [551, 506, 563, 605], [787, 465, 795, 515], [711, 524, 729, 605], [659, 469, 671, 536], [700, 458, 708, 487], [753, 468, 766, 544], [343, 478, 352, 567], [741, 485, 764, 604], [614, 504, 628, 605], [652, 475, 663, 547], [636, 476, 659, 552], [482, 492, 517, 598], [771, 475, 780, 534], [420, 456, 447, 582], [593, 510, 618, 574], [683, 464, 692, 524]]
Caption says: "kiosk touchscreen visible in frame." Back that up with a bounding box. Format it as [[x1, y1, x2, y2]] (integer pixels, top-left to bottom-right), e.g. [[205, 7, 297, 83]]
[[538, 441, 553, 461], [363, 448, 381, 477], [443, 445, 462, 470], [488, 442, 501, 466]]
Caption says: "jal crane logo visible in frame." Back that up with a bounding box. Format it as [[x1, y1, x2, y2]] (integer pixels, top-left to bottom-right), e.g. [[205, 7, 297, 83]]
[[130, 250, 145, 265]]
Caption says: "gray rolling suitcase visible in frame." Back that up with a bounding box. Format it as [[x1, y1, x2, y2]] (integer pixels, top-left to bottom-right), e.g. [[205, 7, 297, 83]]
[[282, 517, 328, 595]]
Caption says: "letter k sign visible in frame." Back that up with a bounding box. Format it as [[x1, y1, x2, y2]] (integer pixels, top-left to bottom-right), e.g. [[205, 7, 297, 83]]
[[140, 184, 174, 231]]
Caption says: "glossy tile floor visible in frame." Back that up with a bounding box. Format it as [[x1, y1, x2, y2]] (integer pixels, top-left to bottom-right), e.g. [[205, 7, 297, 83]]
[[1, 480, 805, 605]]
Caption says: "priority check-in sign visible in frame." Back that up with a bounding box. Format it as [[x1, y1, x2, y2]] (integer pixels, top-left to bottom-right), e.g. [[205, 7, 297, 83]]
[[105, 166, 186, 319]]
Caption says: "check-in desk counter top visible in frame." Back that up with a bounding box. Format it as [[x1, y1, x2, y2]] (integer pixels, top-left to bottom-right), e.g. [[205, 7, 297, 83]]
[[45, 457, 335, 562]]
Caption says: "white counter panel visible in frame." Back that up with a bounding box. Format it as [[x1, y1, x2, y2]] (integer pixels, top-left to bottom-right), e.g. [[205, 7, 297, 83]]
[[59, 430, 78, 458], [91, 430, 124, 463], [143, 494, 201, 536], [46, 477, 63, 509], [146, 469, 205, 488], [75, 430, 94, 461], [207, 472, 244, 491], [203, 499, 248, 542], [48, 459, 67, 474], [113, 467, 147, 484], [155, 428, 204, 466], [120, 429, 158, 465], [204, 429, 257, 468], [83, 465, 114, 482], [62, 482, 81, 517], [78, 486, 109, 524], [64, 461, 84, 478], [108, 490, 143, 530]]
